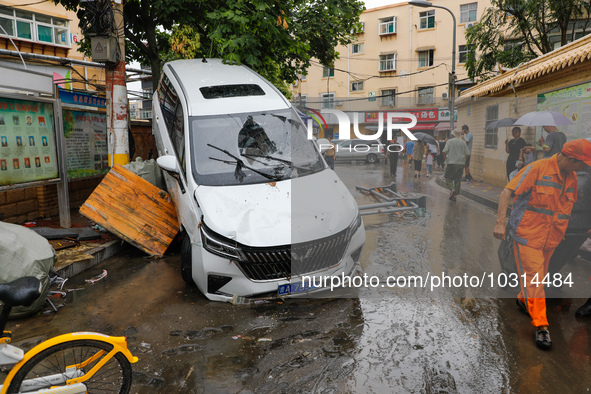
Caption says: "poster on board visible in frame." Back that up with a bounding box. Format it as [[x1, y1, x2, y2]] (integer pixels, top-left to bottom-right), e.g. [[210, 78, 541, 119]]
[[63, 110, 109, 179], [0, 97, 59, 186], [537, 81, 591, 143]]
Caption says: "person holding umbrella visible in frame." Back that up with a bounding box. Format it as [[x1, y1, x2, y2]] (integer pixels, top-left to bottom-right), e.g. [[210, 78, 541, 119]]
[[493, 138, 591, 350], [514, 110, 573, 159], [505, 126, 527, 180], [538, 126, 567, 158]]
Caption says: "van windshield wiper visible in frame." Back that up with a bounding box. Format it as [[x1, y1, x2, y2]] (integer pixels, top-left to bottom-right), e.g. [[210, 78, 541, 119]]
[[207, 144, 282, 182], [241, 153, 307, 171]]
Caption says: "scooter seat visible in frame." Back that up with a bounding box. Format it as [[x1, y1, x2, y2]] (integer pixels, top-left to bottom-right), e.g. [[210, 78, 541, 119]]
[[0, 277, 41, 307]]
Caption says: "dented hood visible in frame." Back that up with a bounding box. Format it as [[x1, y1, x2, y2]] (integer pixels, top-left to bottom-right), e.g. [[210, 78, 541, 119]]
[[195, 170, 358, 247]]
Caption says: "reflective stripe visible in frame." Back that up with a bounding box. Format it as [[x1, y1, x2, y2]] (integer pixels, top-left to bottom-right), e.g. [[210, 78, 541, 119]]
[[515, 165, 532, 190], [534, 180, 562, 189], [525, 206, 554, 216], [566, 187, 575, 193], [558, 214, 570, 220], [515, 241, 529, 311]]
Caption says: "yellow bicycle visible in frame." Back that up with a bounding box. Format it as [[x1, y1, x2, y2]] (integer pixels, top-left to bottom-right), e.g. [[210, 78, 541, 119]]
[[0, 277, 138, 394]]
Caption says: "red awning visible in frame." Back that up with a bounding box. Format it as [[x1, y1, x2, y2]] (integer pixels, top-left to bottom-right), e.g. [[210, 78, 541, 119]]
[[435, 121, 457, 131], [410, 123, 438, 131]]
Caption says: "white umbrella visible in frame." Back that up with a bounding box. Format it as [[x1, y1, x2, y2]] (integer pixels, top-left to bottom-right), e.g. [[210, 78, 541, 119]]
[[514, 111, 573, 127]]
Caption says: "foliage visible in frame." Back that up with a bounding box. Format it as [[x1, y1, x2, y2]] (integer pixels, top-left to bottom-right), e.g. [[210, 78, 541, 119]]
[[54, 0, 365, 94], [465, 0, 591, 82]]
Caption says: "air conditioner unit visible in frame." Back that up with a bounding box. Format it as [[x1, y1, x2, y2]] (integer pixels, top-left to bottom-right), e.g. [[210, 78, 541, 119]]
[[465, 22, 475, 29], [336, 100, 343, 106], [442, 92, 449, 100]]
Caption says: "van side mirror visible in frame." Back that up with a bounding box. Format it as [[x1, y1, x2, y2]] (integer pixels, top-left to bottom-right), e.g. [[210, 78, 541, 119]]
[[156, 155, 180, 174], [156, 155, 186, 193]]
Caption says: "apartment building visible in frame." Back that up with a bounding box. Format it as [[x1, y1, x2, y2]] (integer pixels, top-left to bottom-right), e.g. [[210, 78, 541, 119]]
[[294, 0, 491, 138], [0, 1, 106, 92]]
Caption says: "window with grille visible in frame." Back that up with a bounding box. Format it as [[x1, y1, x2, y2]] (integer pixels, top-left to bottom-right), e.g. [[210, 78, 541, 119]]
[[0, 6, 69, 46], [381, 89, 396, 107], [419, 10, 435, 29], [417, 86, 434, 105], [322, 66, 334, 78], [418, 50, 434, 67], [485, 105, 499, 148], [379, 17, 396, 35], [351, 43, 364, 54], [321, 93, 335, 109], [379, 53, 396, 71], [460, 3, 478, 23], [459, 44, 473, 63], [351, 81, 364, 92]]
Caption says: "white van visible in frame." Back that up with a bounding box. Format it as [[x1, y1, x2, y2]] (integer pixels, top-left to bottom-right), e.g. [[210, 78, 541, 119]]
[[152, 59, 365, 302]]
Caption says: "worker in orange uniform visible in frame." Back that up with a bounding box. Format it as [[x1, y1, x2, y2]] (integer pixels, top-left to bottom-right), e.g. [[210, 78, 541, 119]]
[[494, 138, 591, 350]]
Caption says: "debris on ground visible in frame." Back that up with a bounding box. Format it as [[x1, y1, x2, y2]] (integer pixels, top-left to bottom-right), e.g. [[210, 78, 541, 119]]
[[85, 269, 108, 284]]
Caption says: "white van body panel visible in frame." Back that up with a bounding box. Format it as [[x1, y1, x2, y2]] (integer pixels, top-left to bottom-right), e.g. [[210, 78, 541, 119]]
[[166, 59, 290, 117], [195, 169, 356, 247]]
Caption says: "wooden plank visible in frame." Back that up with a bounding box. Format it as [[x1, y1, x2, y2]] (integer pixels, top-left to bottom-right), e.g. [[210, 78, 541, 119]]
[[80, 165, 179, 256]]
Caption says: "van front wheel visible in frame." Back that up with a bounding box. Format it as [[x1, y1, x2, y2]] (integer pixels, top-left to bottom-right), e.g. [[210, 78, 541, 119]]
[[366, 153, 377, 164], [180, 233, 196, 286]]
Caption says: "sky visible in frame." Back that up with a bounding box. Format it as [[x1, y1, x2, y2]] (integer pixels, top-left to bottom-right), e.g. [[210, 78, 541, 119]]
[[364, 0, 407, 10]]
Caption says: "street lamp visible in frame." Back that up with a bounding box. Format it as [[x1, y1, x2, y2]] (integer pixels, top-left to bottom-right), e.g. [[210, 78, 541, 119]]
[[409, 0, 456, 134]]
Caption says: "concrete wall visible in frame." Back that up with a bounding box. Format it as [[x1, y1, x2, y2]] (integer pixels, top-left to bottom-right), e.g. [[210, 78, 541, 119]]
[[0, 177, 102, 224]]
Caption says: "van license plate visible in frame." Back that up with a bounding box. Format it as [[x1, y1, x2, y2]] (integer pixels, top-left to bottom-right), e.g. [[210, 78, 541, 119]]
[[278, 283, 318, 295]]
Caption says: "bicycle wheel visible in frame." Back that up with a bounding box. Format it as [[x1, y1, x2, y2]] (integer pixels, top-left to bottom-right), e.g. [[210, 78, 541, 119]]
[[7, 339, 132, 394]]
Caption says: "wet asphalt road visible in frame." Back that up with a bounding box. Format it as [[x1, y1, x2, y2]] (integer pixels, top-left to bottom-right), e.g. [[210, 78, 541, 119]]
[[4, 160, 591, 393]]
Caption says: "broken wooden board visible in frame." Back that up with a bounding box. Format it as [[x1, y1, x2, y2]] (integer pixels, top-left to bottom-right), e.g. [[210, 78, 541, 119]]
[[80, 164, 179, 256]]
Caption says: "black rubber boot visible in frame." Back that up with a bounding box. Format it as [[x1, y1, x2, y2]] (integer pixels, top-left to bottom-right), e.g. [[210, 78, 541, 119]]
[[575, 298, 591, 317]]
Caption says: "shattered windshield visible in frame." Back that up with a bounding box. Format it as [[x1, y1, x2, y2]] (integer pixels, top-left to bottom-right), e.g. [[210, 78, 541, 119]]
[[190, 108, 324, 186]]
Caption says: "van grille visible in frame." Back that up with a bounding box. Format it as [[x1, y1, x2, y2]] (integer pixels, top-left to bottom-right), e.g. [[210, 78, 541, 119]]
[[238, 228, 351, 281]]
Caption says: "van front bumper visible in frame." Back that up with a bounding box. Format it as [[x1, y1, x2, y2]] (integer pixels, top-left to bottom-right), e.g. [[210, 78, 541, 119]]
[[191, 224, 366, 302]]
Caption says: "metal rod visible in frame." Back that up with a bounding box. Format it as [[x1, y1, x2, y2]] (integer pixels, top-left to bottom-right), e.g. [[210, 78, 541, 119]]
[[0, 49, 151, 75], [359, 201, 418, 210], [370, 189, 394, 202], [360, 206, 418, 216]]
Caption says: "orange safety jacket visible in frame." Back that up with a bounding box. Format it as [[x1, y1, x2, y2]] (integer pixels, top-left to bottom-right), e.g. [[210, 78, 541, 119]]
[[506, 155, 578, 250]]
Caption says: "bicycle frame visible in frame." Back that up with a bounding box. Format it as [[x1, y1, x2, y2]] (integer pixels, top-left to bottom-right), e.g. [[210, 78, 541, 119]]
[[0, 332, 138, 394]]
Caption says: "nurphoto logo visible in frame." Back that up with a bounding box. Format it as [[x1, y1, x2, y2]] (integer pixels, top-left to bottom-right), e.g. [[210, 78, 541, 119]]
[[305, 109, 418, 142]]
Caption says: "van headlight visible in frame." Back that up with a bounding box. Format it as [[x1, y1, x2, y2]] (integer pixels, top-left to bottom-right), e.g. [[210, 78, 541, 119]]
[[348, 211, 363, 235], [200, 223, 246, 261]]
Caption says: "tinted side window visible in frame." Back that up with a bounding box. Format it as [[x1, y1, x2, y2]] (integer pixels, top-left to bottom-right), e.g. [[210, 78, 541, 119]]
[[157, 73, 185, 176], [157, 73, 178, 131], [171, 103, 185, 175]]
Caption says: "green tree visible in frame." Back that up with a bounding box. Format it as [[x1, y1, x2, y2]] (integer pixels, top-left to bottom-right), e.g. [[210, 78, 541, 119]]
[[465, 0, 591, 82], [54, 0, 364, 95]]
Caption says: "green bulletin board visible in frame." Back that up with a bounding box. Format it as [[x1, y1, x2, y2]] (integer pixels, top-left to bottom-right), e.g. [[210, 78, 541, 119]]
[[537, 81, 591, 142], [63, 109, 108, 179], [0, 96, 59, 186]]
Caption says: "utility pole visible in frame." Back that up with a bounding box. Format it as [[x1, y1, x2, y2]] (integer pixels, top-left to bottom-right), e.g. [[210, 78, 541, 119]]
[[105, 0, 129, 167]]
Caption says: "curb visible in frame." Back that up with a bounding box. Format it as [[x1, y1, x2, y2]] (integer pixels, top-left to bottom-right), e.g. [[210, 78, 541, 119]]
[[435, 175, 500, 211], [55, 240, 125, 279]]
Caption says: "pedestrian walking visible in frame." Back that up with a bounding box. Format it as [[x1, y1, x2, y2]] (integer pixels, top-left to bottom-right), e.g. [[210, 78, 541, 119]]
[[324, 136, 335, 170], [412, 141, 424, 179], [405, 139, 415, 167], [386, 139, 399, 178], [538, 126, 567, 159], [437, 138, 447, 171], [493, 138, 591, 350], [443, 129, 469, 201], [425, 149, 434, 177], [505, 127, 527, 180], [461, 125, 474, 181], [509, 144, 535, 181]]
